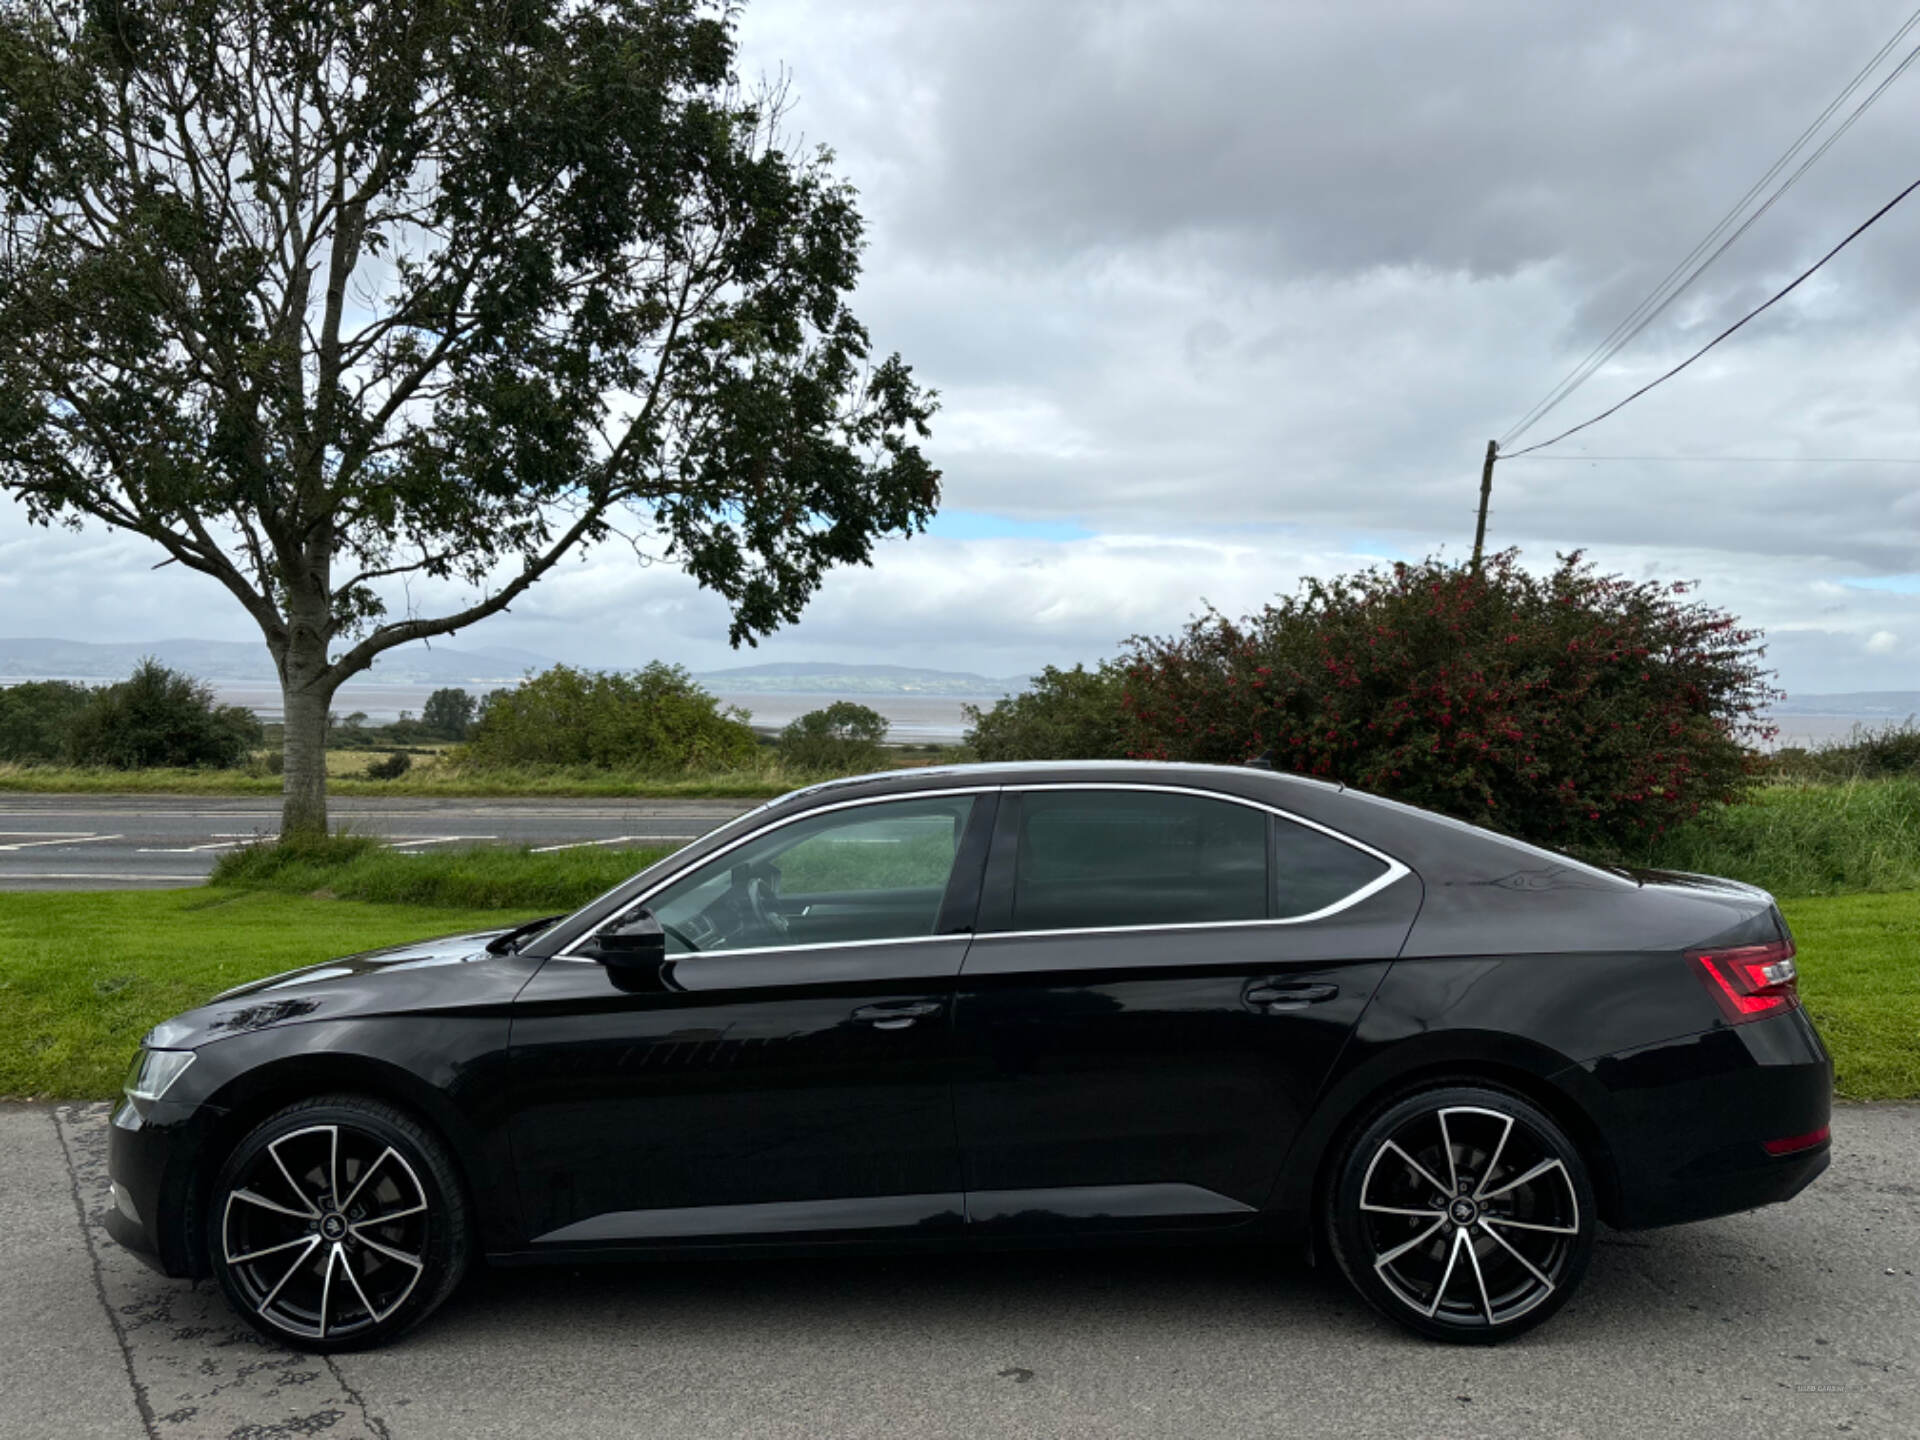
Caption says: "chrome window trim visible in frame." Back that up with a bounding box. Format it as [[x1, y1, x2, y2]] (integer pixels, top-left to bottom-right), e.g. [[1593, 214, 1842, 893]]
[[557, 779, 1411, 961]]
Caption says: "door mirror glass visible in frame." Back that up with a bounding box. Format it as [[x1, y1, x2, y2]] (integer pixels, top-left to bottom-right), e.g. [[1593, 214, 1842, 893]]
[[582, 908, 668, 969]]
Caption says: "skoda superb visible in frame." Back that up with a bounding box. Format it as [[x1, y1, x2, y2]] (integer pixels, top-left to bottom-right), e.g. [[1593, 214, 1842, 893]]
[[107, 762, 1831, 1349]]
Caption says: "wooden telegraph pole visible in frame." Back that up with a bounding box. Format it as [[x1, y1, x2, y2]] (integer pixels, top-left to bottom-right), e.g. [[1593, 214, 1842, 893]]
[[1470, 440, 1497, 571]]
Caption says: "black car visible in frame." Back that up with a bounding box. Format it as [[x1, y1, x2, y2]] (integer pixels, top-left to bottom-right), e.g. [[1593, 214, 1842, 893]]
[[106, 762, 1831, 1349]]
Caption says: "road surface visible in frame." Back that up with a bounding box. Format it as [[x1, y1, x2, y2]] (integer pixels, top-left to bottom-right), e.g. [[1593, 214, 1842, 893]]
[[0, 792, 758, 890], [2, 1101, 1913, 1440]]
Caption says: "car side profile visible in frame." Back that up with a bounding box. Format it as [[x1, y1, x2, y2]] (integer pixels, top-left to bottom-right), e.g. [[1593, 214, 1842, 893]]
[[106, 761, 1832, 1349]]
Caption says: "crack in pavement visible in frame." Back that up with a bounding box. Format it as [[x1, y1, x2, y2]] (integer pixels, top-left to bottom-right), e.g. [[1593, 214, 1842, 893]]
[[54, 1103, 394, 1440]]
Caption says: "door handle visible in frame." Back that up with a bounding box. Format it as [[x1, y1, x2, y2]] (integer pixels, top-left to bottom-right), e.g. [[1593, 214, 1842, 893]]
[[851, 1000, 943, 1030], [1244, 981, 1338, 1012]]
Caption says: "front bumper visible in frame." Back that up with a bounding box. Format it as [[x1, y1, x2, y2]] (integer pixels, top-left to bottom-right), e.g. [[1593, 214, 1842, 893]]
[[1572, 1006, 1833, 1230], [105, 1097, 224, 1279]]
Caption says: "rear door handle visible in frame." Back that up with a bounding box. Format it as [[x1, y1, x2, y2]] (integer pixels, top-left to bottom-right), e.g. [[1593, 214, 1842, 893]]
[[1244, 981, 1339, 1012], [851, 1000, 943, 1030]]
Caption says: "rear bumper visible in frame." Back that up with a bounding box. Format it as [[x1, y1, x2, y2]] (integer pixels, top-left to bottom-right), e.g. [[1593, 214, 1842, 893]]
[[1569, 1007, 1833, 1230]]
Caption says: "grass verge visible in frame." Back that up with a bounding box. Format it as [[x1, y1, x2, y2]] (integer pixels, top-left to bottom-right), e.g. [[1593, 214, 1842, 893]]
[[209, 834, 674, 910], [1779, 892, 1920, 1103], [0, 890, 523, 1099]]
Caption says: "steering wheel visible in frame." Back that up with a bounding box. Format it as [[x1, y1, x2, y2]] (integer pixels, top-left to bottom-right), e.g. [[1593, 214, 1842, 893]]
[[745, 873, 789, 936]]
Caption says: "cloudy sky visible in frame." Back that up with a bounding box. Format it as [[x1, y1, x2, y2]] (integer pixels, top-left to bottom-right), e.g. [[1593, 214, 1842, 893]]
[[6, 0, 1920, 693]]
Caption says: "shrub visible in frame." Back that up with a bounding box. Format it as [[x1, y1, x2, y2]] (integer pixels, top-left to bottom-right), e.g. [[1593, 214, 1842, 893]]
[[0, 680, 95, 762], [421, 687, 477, 740], [364, 751, 413, 781], [963, 663, 1131, 762], [778, 701, 890, 772], [1120, 552, 1775, 852], [1767, 720, 1920, 782], [463, 663, 759, 772], [63, 660, 261, 770]]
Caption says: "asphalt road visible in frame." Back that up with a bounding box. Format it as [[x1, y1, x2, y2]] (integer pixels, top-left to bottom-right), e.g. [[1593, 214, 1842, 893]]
[[3, 1102, 1914, 1440], [0, 793, 758, 889]]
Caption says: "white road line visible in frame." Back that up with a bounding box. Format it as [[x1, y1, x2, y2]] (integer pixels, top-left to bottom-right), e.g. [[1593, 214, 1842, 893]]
[[2, 872, 205, 882], [134, 840, 250, 854], [386, 835, 497, 849], [528, 834, 649, 853], [0, 834, 122, 851]]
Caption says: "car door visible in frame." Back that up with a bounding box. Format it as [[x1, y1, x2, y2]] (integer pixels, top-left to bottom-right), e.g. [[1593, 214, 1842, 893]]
[[508, 790, 996, 1249], [951, 784, 1420, 1232]]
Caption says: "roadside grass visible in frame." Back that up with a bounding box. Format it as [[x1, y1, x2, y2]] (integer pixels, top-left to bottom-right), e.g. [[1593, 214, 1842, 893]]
[[209, 834, 676, 910], [1779, 892, 1920, 1103], [0, 890, 523, 1099], [1636, 778, 1920, 897]]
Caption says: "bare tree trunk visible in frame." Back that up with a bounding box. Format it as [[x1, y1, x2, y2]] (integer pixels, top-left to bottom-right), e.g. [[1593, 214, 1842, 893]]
[[278, 614, 336, 840]]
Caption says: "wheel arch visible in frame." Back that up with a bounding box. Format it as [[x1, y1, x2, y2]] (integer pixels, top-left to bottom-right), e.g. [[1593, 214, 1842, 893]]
[[1273, 1032, 1625, 1242]]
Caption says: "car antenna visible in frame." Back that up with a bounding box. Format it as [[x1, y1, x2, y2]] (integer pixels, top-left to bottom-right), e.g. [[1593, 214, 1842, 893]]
[[1243, 748, 1275, 770]]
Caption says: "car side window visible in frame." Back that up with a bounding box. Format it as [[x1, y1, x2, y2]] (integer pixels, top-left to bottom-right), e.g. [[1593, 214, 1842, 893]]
[[645, 795, 976, 954], [1011, 790, 1268, 932], [1271, 814, 1389, 918]]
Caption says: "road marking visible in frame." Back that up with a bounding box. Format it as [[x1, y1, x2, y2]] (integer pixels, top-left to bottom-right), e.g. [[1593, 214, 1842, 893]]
[[387, 835, 497, 849], [0, 833, 122, 851], [4, 872, 204, 882], [529, 834, 660, 853], [135, 841, 251, 853]]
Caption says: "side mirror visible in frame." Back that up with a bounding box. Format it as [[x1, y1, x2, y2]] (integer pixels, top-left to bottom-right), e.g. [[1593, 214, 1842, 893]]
[[582, 909, 668, 970]]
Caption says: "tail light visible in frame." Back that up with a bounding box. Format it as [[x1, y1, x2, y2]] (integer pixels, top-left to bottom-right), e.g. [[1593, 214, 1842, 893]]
[[1690, 938, 1800, 1024]]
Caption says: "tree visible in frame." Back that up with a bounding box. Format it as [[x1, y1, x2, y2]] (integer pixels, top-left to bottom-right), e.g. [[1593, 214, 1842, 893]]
[[778, 699, 887, 771], [1120, 552, 1776, 852], [0, 677, 93, 760], [63, 657, 260, 768], [420, 686, 475, 740], [962, 663, 1131, 762], [0, 1, 938, 835], [462, 661, 757, 771]]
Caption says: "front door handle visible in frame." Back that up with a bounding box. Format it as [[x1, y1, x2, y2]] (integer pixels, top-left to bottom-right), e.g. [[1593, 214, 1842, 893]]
[[851, 1000, 943, 1031], [1244, 981, 1339, 1012]]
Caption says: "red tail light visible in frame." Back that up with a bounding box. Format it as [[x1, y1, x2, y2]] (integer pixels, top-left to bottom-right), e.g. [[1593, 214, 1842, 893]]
[[1691, 938, 1800, 1024], [1763, 1124, 1829, 1156]]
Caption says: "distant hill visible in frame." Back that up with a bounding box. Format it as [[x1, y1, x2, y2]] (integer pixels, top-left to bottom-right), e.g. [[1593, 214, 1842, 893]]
[[694, 662, 1029, 698], [0, 636, 552, 686], [1771, 692, 1920, 718]]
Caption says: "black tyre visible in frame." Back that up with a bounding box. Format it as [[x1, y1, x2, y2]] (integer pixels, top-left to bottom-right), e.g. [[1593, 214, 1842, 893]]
[[207, 1094, 469, 1351], [1325, 1084, 1595, 1344]]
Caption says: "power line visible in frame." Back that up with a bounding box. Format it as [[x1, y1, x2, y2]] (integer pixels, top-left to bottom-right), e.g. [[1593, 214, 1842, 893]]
[[1499, 7, 1920, 450], [1508, 454, 1920, 464], [1502, 171, 1920, 458]]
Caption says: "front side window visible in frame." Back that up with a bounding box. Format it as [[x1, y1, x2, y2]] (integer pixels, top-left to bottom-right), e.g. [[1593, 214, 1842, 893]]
[[1011, 790, 1268, 932], [646, 795, 976, 953]]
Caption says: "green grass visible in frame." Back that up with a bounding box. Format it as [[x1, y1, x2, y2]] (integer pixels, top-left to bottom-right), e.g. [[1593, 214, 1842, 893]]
[[1637, 778, 1920, 897], [0, 890, 523, 1099], [210, 834, 675, 910], [1780, 892, 1920, 1102]]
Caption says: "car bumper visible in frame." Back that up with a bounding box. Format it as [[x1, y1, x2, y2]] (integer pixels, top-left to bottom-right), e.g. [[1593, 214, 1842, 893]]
[[1571, 1006, 1833, 1230], [105, 1097, 222, 1279]]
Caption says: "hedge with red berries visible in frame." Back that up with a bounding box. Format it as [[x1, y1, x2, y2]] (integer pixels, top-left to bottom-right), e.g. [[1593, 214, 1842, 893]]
[[1118, 552, 1776, 852]]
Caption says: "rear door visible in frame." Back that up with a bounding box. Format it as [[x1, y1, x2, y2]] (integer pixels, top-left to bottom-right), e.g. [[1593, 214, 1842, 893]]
[[951, 784, 1420, 1232]]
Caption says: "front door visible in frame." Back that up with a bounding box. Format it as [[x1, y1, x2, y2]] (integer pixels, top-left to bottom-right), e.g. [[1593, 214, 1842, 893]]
[[508, 791, 995, 1248], [952, 785, 1419, 1231]]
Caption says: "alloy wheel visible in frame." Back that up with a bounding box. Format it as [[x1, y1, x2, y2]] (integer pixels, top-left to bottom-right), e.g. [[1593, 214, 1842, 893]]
[[1356, 1102, 1583, 1330], [219, 1122, 431, 1341]]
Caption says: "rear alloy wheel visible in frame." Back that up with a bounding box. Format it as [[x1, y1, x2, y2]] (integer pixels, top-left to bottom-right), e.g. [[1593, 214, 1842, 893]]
[[1327, 1084, 1595, 1343], [209, 1095, 468, 1351]]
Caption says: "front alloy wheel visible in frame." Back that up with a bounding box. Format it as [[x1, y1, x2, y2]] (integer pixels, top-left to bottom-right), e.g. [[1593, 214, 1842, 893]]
[[1328, 1084, 1595, 1343], [209, 1096, 468, 1351]]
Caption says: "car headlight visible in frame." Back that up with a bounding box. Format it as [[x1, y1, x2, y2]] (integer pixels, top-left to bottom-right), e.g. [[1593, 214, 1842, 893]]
[[124, 1048, 195, 1104]]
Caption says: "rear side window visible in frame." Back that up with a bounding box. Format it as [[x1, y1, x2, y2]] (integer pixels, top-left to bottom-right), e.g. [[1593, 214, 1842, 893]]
[[1272, 815, 1389, 918], [1012, 790, 1267, 931]]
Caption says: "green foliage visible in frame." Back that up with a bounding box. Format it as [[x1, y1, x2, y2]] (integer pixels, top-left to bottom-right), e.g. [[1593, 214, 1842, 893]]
[[1633, 778, 1920, 897], [210, 835, 673, 911], [421, 688, 477, 741], [0, 679, 93, 761], [777, 700, 889, 772], [61, 659, 260, 769], [1777, 891, 1920, 1101], [1121, 553, 1775, 852], [463, 663, 759, 772], [363, 750, 412, 781], [1767, 720, 1920, 782], [962, 664, 1131, 762]]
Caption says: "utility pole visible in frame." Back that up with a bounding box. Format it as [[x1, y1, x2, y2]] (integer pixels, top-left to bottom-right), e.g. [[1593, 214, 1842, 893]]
[[1471, 439, 1497, 572]]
